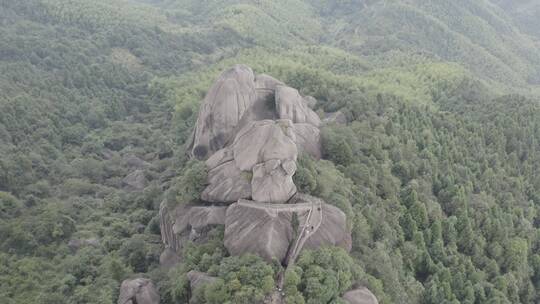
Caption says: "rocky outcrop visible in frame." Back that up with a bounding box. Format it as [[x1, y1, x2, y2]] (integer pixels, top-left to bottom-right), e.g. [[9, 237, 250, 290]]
[[342, 287, 379, 304], [224, 200, 300, 262], [118, 278, 159, 304], [251, 159, 297, 203], [324, 111, 347, 125], [223, 196, 350, 263], [187, 271, 218, 291], [123, 170, 147, 191], [303, 203, 352, 251], [201, 151, 251, 203], [232, 120, 297, 171], [275, 86, 321, 127], [191, 65, 257, 159], [159, 66, 353, 303], [68, 238, 99, 252], [287, 194, 351, 252], [202, 119, 298, 204], [159, 201, 227, 265], [292, 123, 322, 159]]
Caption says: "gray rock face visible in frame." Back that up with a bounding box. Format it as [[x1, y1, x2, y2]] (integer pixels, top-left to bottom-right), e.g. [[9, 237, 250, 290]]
[[123, 170, 147, 191], [251, 159, 297, 203], [68, 238, 99, 252], [275, 86, 321, 127], [123, 154, 151, 169], [223, 196, 350, 263], [292, 123, 322, 159], [224, 200, 298, 262], [118, 278, 159, 304], [173, 205, 227, 232], [303, 95, 317, 109], [201, 159, 251, 203], [159, 67, 354, 298], [255, 74, 284, 91], [342, 287, 379, 304], [303, 203, 352, 252], [324, 111, 347, 125], [202, 120, 298, 204], [187, 271, 218, 291], [232, 120, 297, 171], [191, 65, 257, 159], [159, 201, 227, 258]]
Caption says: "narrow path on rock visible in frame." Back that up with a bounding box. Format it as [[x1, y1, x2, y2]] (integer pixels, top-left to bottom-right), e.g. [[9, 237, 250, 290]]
[[273, 198, 324, 300]]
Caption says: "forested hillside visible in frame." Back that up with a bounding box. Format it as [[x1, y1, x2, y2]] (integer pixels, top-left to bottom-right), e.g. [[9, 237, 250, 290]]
[[1, 0, 540, 303]]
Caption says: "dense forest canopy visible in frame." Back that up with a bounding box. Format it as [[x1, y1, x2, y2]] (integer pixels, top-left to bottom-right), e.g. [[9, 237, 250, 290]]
[[1, 0, 540, 303]]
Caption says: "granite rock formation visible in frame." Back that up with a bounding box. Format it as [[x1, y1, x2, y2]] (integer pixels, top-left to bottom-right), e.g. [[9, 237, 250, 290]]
[[158, 65, 360, 301], [342, 287, 379, 304], [190, 65, 257, 159], [118, 278, 159, 304]]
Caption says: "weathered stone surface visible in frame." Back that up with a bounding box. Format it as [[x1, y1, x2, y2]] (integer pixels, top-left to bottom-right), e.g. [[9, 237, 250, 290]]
[[191, 65, 257, 159], [123, 154, 151, 169], [293, 123, 322, 159], [289, 193, 352, 252], [173, 205, 227, 232], [255, 74, 284, 91], [68, 238, 99, 252], [324, 110, 347, 125], [224, 200, 300, 262], [123, 170, 147, 191], [251, 159, 297, 203], [275, 86, 321, 127], [159, 200, 179, 252], [304, 202, 352, 252], [187, 271, 218, 291], [233, 119, 297, 171], [201, 159, 251, 203], [303, 95, 317, 109], [118, 278, 159, 304], [159, 201, 227, 257], [342, 287, 379, 304], [203, 119, 298, 204]]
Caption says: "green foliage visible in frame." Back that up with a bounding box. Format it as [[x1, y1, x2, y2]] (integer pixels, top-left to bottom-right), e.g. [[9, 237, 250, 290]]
[[0, 192, 22, 219], [172, 160, 208, 205], [3, 0, 540, 304], [289, 247, 362, 303]]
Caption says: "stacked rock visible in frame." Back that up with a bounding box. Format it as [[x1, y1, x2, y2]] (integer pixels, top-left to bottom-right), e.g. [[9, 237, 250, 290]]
[[160, 65, 350, 265]]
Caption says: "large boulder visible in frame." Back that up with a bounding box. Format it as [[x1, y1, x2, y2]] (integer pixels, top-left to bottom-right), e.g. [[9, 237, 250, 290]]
[[202, 119, 298, 204], [187, 271, 218, 291], [275, 86, 321, 127], [342, 287, 379, 304], [304, 203, 352, 252], [251, 159, 297, 203], [324, 111, 347, 125], [292, 123, 322, 159], [224, 200, 303, 262], [123, 170, 147, 191], [290, 194, 352, 252], [232, 119, 297, 171], [159, 202, 227, 261], [201, 159, 251, 203], [173, 205, 228, 232], [118, 278, 159, 304], [191, 65, 257, 159]]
